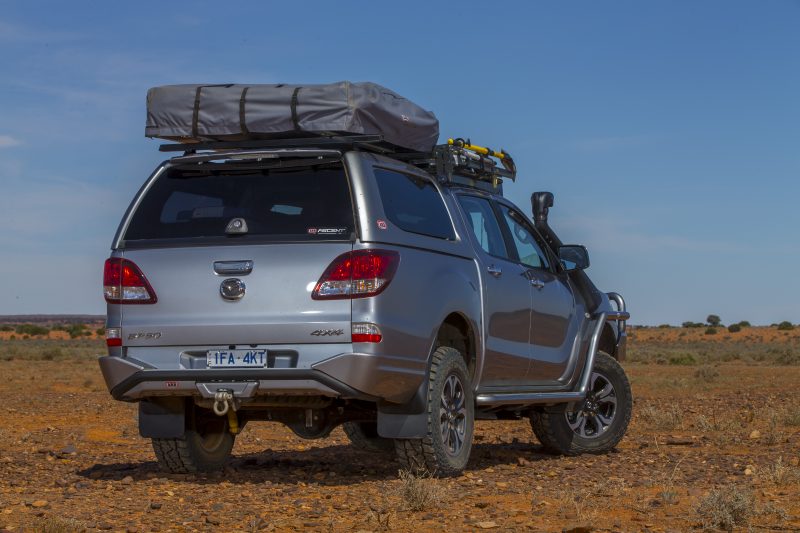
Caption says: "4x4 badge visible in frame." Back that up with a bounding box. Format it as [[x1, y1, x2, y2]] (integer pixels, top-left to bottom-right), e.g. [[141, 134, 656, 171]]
[[220, 278, 246, 300]]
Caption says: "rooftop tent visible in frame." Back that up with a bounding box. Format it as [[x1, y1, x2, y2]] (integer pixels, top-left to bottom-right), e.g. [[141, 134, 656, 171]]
[[145, 81, 439, 152]]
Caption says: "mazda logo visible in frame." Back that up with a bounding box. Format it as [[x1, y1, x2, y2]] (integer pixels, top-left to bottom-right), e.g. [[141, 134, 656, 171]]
[[220, 278, 246, 300]]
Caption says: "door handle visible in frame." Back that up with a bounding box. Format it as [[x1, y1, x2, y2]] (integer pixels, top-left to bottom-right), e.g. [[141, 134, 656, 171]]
[[530, 278, 545, 289], [487, 265, 502, 278]]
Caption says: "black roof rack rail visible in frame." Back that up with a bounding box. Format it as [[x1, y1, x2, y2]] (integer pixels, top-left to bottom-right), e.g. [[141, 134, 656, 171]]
[[158, 134, 392, 154]]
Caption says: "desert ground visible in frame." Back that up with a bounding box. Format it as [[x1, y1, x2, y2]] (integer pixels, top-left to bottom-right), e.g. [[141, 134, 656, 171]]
[[0, 325, 798, 532]]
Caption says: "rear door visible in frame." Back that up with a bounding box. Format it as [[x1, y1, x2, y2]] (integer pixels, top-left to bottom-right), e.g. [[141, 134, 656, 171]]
[[116, 159, 355, 347]]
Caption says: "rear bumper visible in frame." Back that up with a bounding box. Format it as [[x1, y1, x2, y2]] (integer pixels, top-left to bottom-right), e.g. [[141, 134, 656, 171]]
[[99, 351, 426, 404]]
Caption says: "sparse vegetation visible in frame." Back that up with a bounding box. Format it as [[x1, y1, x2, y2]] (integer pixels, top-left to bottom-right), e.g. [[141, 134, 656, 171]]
[[784, 408, 800, 426], [682, 321, 704, 328], [30, 516, 88, 533], [668, 353, 696, 365], [396, 469, 443, 512], [639, 403, 683, 430], [738, 320, 751, 327], [0, 338, 103, 361], [696, 485, 756, 531], [759, 457, 800, 486], [704, 327, 717, 335], [777, 321, 794, 331], [14, 323, 49, 336], [706, 314, 721, 327], [727, 323, 741, 333], [694, 365, 719, 382]]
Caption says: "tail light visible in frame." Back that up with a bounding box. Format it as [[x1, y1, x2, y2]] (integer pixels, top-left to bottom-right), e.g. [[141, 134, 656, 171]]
[[312, 250, 400, 300], [352, 322, 383, 343], [103, 258, 157, 304], [106, 327, 122, 347]]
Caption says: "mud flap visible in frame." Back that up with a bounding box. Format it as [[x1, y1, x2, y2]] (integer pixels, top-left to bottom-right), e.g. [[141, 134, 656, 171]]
[[138, 398, 186, 438], [376, 380, 428, 438]]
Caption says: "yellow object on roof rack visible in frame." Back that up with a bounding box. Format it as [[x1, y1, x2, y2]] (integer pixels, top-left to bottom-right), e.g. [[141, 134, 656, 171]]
[[448, 138, 508, 160]]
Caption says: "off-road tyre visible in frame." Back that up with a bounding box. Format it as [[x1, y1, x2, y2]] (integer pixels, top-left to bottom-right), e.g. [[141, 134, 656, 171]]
[[342, 421, 394, 453], [152, 407, 235, 473], [394, 346, 474, 477], [530, 351, 632, 455]]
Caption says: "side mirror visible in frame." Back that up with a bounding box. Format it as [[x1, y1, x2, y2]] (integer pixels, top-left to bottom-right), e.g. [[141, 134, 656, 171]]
[[558, 245, 590, 271]]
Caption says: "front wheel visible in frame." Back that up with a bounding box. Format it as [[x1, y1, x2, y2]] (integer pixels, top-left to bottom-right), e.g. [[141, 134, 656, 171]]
[[395, 346, 474, 476], [152, 406, 235, 473], [530, 351, 632, 455]]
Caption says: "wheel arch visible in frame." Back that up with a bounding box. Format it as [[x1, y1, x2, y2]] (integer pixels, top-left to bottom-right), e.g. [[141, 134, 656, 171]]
[[434, 312, 478, 380], [599, 322, 618, 360]]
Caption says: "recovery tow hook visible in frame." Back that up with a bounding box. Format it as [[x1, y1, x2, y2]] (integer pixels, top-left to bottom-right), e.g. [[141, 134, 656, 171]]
[[212, 388, 241, 435]]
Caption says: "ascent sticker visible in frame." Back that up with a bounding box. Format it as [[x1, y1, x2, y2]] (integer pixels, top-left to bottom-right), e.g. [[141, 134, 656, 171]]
[[307, 227, 348, 235], [376, 219, 388, 230]]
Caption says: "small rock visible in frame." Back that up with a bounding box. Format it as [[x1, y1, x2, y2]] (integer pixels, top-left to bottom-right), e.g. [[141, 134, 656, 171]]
[[149, 502, 162, 510], [789, 457, 799, 467], [474, 502, 490, 509], [744, 468, 753, 476], [31, 500, 48, 508], [60, 445, 77, 455], [120, 476, 134, 485], [476, 522, 498, 529], [98, 524, 113, 531], [205, 516, 220, 526], [749, 430, 761, 439]]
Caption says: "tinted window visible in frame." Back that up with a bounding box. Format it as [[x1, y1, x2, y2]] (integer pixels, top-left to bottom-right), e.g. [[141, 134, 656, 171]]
[[498, 207, 550, 269], [457, 195, 508, 258], [373, 169, 455, 240], [124, 166, 354, 243]]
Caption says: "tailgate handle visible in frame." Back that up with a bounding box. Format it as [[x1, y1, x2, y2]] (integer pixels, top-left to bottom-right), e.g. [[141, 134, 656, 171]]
[[214, 260, 253, 276]]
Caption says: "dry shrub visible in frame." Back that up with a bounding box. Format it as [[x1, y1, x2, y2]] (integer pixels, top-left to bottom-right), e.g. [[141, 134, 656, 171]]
[[695, 413, 739, 437], [784, 408, 800, 426], [639, 404, 683, 430], [551, 479, 625, 522], [696, 485, 756, 531], [30, 516, 87, 533], [763, 409, 785, 445], [396, 469, 443, 512], [693, 365, 719, 383], [759, 457, 800, 486], [658, 456, 685, 505]]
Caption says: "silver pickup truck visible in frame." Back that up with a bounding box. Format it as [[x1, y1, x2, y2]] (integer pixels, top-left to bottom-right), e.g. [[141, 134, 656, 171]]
[[99, 136, 631, 476]]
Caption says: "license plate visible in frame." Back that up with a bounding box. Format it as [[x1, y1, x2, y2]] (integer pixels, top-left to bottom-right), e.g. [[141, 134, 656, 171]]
[[207, 349, 267, 368]]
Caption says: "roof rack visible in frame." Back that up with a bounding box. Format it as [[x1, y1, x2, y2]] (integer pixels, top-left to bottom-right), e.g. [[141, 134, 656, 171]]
[[158, 134, 394, 154], [395, 138, 517, 189], [159, 134, 517, 191]]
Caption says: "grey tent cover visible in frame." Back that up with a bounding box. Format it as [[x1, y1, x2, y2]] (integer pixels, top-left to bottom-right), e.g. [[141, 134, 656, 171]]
[[145, 81, 439, 152]]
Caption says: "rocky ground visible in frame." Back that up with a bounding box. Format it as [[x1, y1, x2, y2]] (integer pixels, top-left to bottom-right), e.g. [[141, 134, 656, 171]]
[[0, 333, 799, 532]]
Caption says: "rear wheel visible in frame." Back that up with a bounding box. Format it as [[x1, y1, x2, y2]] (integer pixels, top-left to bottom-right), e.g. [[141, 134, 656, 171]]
[[530, 351, 632, 455], [342, 421, 394, 453], [394, 346, 474, 476], [152, 406, 235, 473]]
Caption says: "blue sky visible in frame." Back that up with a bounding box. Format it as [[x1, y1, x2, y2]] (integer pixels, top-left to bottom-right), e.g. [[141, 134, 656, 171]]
[[0, 1, 798, 325]]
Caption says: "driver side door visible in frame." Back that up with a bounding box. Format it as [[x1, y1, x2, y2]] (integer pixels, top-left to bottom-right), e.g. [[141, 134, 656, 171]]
[[494, 202, 580, 385]]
